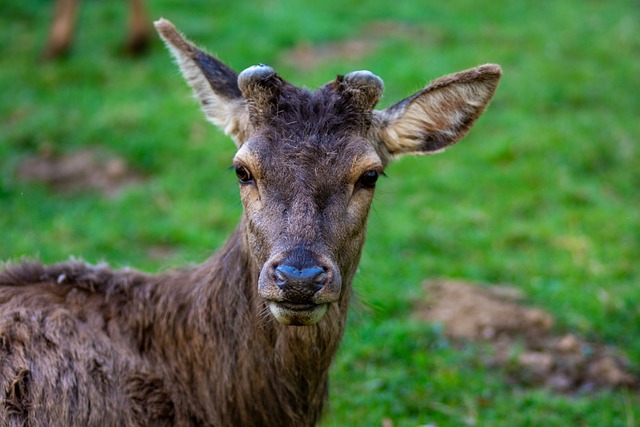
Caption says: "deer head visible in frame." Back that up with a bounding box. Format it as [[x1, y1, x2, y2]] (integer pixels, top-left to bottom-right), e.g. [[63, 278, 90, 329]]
[[155, 19, 501, 326]]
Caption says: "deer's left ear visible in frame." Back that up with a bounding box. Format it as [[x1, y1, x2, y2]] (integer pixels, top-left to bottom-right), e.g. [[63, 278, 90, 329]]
[[372, 64, 501, 160]]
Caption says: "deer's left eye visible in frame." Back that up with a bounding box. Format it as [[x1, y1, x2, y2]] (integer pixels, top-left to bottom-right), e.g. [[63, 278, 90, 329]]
[[358, 170, 379, 188]]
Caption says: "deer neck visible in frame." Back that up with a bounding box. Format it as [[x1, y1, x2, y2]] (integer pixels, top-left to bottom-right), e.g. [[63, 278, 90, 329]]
[[181, 220, 355, 425]]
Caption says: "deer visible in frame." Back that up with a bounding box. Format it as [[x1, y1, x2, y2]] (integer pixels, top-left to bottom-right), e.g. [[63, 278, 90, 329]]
[[0, 19, 501, 426], [42, 0, 150, 60]]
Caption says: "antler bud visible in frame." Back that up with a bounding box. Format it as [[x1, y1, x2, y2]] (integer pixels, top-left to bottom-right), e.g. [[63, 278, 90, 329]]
[[341, 70, 384, 111], [237, 64, 285, 124], [238, 64, 278, 98]]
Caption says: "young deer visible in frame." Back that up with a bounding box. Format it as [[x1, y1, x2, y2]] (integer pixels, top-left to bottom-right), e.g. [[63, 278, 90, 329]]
[[0, 19, 501, 426]]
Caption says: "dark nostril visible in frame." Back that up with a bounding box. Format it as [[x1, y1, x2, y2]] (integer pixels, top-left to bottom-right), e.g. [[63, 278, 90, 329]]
[[274, 265, 327, 291], [274, 267, 288, 286], [313, 270, 328, 285]]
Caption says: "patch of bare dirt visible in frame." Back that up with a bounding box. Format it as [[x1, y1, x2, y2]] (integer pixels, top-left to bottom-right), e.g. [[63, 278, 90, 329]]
[[414, 280, 638, 393], [283, 40, 374, 72], [146, 245, 177, 262], [281, 20, 439, 71], [17, 148, 142, 197]]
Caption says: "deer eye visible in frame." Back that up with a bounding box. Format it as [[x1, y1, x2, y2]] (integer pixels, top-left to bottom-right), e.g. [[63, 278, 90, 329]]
[[358, 170, 379, 189], [234, 165, 253, 184]]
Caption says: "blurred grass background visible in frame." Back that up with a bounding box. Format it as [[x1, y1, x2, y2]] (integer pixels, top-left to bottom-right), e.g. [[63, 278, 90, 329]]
[[1, 0, 639, 425]]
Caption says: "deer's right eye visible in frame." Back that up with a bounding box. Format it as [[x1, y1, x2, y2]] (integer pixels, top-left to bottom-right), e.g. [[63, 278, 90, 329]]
[[234, 165, 253, 184]]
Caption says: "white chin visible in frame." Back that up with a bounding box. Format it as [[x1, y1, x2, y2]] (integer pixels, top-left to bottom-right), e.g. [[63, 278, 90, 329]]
[[269, 302, 328, 326]]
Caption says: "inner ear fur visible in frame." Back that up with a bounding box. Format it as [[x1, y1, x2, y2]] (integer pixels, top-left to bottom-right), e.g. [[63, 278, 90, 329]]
[[372, 64, 502, 160]]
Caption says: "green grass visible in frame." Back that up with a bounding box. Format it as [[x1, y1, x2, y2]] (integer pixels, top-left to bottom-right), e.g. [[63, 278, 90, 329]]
[[1, 0, 639, 425]]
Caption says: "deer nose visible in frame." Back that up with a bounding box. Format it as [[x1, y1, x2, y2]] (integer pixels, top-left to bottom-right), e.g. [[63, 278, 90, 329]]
[[274, 265, 328, 297]]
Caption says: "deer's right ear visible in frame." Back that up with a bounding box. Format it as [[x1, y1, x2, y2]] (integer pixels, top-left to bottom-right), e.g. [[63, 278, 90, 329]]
[[155, 19, 250, 146]]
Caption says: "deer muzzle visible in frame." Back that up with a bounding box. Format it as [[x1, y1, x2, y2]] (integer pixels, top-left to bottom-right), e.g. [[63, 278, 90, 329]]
[[258, 248, 342, 325]]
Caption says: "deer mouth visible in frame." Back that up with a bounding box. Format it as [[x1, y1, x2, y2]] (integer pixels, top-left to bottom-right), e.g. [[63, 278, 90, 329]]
[[258, 248, 342, 325], [268, 301, 328, 326]]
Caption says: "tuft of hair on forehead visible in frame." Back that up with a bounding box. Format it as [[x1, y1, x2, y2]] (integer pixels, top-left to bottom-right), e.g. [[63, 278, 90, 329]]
[[252, 82, 376, 144], [236, 62, 384, 139]]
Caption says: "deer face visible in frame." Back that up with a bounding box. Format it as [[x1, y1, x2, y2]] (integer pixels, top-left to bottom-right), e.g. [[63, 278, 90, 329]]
[[234, 131, 381, 324], [156, 19, 501, 325], [232, 68, 385, 324]]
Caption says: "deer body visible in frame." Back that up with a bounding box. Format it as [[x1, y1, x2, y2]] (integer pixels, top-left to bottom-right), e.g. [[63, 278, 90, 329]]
[[0, 229, 338, 426], [1, 19, 500, 426]]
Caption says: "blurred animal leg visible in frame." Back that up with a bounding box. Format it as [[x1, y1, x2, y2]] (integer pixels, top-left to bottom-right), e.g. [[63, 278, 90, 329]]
[[125, 0, 151, 55], [42, 0, 80, 60]]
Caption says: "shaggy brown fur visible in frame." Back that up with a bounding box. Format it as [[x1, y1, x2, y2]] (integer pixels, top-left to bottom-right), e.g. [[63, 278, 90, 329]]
[[0, 19, 501, 426], [0, 230, 341, 426]]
